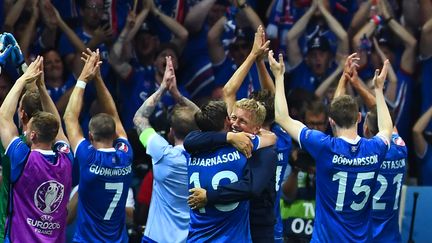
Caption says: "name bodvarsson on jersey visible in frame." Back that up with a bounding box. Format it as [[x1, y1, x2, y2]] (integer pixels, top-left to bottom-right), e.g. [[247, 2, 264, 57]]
[[332, 155, 379, 166]]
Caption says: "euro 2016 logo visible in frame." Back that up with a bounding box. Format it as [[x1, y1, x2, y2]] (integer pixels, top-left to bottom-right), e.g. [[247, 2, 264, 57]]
[[34, 180, 65, 214]]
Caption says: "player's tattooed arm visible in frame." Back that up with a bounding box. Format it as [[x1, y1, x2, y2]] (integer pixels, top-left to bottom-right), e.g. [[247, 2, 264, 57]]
[[134, 56, 174, 134], [133, 86, 165, 134]]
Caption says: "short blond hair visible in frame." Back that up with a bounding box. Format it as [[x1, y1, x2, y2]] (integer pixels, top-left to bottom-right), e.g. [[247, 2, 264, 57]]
[[233, 98, 266, 126]]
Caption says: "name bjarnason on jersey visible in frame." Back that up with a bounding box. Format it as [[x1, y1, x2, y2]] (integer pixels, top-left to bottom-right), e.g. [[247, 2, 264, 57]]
[[189, 151, 241, 167], [332, 155, 379, 166]]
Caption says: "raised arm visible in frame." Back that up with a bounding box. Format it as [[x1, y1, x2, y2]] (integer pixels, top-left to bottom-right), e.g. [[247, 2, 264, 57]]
[[2, 0, 26, 32], [255, 28, 274, 93], [285, 2, 317, 67], [207, 16, 227, 64], [184, 0, 217, 34], [352, 21, 376, 67], [348, 0, 372, 37], [374, 60, 393, 142], [19, 0, 39, 60], [133, 56, 172, 135], [271, 51, 305, 142], [348, 68, 376, 109], [0, 57, 42, 147], [109, 3, 153, 79], [150, 2, 189, 52], [38, 0, 58, 49], [236, 0, 263, 30], [317, 0, 349, 57], [420, 15, 432, 58], [50, 3, 86, 55], [381, 0, 417, 73], [333, 53, 359, 99], [223, 25, 270, 115], [372, 37, 398, 104], [84, 49, 125, 139], [413, 107, 432, 158], [63, 51, 101, 151], [35, 57, 68, 143]]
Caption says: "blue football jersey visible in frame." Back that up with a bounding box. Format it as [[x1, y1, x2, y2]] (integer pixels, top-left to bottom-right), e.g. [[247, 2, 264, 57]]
[[73, 138, 133, 243], [298, 127, 388, 242], [187, 136, 259, 243], [271, 124, 292, 242], [372, 133, 407, 242]]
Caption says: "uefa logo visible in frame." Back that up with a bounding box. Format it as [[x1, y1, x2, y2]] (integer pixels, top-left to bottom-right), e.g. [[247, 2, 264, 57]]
[[34, 180, 65, 214]]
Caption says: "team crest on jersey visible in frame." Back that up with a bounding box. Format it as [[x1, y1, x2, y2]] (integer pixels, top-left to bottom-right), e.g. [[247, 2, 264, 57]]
[[393, 136, 405, 146], [116, 142, 129, 152], [58, 143, 70, 153], [34, 180, 65, 214], [351, 146, 358, 152]]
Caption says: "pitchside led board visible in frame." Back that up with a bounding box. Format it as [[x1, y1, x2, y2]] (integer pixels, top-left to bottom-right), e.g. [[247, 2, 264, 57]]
[[399, 186, 432, 243]]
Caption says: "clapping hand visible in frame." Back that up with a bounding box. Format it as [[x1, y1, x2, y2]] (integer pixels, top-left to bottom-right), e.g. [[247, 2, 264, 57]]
[[78, 48, 102, 83], [268, 50, 285, 78], [252, 25, 270, 61], [18, 56, 43, 84], [373, 59, 389, 90]]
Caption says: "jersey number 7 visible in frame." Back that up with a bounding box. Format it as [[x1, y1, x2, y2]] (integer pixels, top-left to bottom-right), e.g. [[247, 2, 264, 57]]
[[104, 182, 124, 220]]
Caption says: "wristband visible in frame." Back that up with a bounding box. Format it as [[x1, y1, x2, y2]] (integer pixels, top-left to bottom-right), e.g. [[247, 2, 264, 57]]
[[75, 80, 87, 89], [384, 17, 393, 25], [239, 2, 248, 9], [371, 15, 382, 26]]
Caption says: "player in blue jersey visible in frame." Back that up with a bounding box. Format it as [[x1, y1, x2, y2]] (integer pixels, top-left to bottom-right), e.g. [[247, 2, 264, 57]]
[[221, 25, 292, 242], [186, 99, 276, 242], [188, 27, 280, 242], [334, 57, 408, 242], [187, 98, 278, 243], [272, 51, 393, 242], [365, 109, 407, 242], [63, 49, 133, 243]]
